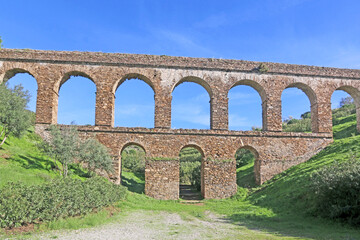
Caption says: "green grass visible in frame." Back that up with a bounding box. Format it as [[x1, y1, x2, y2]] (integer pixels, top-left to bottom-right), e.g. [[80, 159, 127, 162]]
[[0, 127, 88, 188], [0, 127, 59, 187]]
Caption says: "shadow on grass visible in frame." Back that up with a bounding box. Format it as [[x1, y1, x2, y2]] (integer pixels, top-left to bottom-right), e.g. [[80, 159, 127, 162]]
[[219, 204, 360, 240], [237, 165, 256, 189], [16, 154, 54, 171], [121, 172, 145, 194]]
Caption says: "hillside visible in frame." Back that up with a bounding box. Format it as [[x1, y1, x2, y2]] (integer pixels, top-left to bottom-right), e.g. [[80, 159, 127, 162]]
[[0, 127, 88, 188]]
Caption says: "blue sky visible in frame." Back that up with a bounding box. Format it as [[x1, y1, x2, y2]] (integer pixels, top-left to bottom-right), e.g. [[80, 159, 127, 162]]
[[1, 0, 359, 129]]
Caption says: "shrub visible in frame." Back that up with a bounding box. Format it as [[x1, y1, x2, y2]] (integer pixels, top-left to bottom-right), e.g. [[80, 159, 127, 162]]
[[179, 148, 202, 190], [180, 161, 201, 190], [121, 146, 145, 173], [310, 157, 360, 226], [0, 177, 127, 228], [235, 149, 255, 168]]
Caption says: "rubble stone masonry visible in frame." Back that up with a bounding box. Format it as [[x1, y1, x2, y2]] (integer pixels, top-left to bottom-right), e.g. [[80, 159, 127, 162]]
[[1, 49, 359, 200]]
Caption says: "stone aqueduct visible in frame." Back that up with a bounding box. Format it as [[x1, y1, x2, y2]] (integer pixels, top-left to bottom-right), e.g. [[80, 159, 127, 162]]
[[0, 49, 360, 199]]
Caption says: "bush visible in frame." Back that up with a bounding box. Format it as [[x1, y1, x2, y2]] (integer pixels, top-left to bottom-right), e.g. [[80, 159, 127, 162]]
[[310, 157, 360, 226], [282, 118, 311, 132], [121, 146, 145, 173], [0, 177, 127, 228], [235, 149, 255, 168], [180, 161, 201, 190], [179, 148, 202, 190]]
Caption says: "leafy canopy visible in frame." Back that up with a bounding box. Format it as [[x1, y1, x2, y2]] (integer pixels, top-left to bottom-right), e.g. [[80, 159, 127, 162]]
[[0, 83, 32, 146]]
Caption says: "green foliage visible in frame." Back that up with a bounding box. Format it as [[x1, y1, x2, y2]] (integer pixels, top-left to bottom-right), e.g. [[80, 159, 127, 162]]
[[80, 138, 114, 175], [0, 37, 2, 48], [0, 83, 32, 146], [235, 148, 255, 168], [43, 125, 80, 177], [310, 157, 360, 225], [258, 63, 269, 73], [282, 117, 311, 132], [0, 177, 127, 228], [332, 103, 356, 123], [42, 125, 114, 177], [179, 148, 201, 190], [121, 145, 145, 173], [340, 96, 354, 107]]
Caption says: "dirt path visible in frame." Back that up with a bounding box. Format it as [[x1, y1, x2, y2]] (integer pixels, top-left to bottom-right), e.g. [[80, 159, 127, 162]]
[[30, 210, 288, 240]]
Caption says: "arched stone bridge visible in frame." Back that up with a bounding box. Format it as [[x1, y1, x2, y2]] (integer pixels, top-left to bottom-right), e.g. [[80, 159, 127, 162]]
[[0, 49, 359, 199]]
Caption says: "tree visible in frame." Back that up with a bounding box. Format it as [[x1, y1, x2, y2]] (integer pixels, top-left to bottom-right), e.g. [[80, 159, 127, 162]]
[[0, 36, 2, 48], [0, 83, 32, 146], [340, 96, 354, 107], [44, 125, 80, 177], [80, 138, 114, 175], [43, 125, 114, 177]]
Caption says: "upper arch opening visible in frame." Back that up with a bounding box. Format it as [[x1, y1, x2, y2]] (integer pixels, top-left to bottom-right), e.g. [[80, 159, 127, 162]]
[[4, 71, 38, 113], [172, 80, 211, 129], [282, 82, 316, 132], [57, 74, 96, 125], [114, 75, 155, 128], [228, 80, 265, 130]]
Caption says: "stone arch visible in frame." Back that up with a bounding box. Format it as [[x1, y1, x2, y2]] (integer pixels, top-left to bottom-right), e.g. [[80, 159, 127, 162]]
[[285, 82, 317, 104], [234, 145, 261, 185], [228, 79, 267, 102], [57, 71, 96, 92], [331, 85, 360, 132], [113, 73, 155, 94], [172, 76, 213, 98], [179, 143, 205, 158], [119, 141, 147, 155], [1, 68, 38, 84], [228, 79, 267, 130], [282, 82, 317, 132]]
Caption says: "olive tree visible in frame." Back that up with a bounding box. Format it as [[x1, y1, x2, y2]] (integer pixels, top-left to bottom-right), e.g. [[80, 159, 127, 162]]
[[80, 138, 114, 176], [0, 83, 32, 146], [43, 125, 114, 177], [44, 125, 80, 177]]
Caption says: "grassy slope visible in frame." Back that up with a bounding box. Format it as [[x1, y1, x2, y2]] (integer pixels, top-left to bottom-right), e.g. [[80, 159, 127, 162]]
[[0, 127, 59, 187], [0, 127, 86, 188]]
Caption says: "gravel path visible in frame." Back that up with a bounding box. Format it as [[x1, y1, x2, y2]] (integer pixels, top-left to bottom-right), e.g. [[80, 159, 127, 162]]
[[30, 210, 255, 240]]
